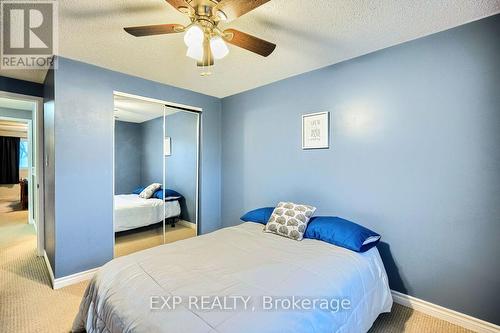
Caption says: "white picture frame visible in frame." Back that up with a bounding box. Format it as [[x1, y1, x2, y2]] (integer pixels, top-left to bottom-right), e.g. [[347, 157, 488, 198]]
[[164, 137, 171, 156], [302, 111, 330, 149]]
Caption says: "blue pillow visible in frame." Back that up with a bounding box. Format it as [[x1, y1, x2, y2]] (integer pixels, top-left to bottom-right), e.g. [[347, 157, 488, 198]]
[[154, 189, 183, 201], [240, 207, 275, 225], [304, 216, 380, 252], [132, 186, 146, 194]]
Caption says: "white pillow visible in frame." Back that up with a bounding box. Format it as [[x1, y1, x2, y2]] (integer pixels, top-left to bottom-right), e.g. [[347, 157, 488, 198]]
[[139, 183, 161, 199], [264, 202, 316, 240]]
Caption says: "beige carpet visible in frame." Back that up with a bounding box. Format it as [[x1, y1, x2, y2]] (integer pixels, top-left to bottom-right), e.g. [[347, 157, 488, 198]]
[[0, 191, 88, 333], [368, 303, 473, 333], [0, 195, 474, 333], [115, 222, 197, 257]]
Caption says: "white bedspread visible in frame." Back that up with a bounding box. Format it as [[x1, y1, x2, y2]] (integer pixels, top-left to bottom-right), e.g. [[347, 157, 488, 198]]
[[73, 222, 392, 333], [114, 194, 181, 232]]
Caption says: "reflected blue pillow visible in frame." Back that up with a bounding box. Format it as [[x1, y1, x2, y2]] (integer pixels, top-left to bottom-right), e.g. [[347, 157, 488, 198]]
[[154, 188, 183, 201], [304, 216, 380, 252], [240, 207, 275, 225], [132, 186, 146, 194]]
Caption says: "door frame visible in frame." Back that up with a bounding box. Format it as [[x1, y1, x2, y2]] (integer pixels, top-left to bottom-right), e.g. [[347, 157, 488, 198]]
[[0, 116, 32, 223], [112, 91, 202, 257], [0, 90, 44, 256]]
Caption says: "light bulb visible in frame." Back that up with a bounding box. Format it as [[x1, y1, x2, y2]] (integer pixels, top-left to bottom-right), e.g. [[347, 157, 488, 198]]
[[184, 25, 204, 47], [186, 45, 203, 61], [210, 36, 229, 60]]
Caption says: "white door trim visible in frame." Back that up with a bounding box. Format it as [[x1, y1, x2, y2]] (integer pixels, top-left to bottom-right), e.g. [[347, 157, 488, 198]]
[[113, 91, 203, 112], [0, 90, 44, 257]]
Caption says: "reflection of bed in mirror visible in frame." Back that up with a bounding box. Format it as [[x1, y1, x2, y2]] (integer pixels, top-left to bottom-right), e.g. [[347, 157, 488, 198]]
[[113, 93, 200, 257], [114, 194, 181, 232]]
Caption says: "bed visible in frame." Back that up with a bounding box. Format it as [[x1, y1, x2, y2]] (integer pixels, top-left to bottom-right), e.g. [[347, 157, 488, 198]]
[[73, 222, 392, 332], [114, 194, 181, 232]]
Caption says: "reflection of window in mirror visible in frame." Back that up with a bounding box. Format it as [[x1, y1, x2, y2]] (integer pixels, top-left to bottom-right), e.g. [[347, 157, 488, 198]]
[[19, 139, 28, 169]]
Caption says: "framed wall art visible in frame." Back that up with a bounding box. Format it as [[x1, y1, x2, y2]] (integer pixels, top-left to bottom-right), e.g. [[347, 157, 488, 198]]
[[302, 111, 329, 149]]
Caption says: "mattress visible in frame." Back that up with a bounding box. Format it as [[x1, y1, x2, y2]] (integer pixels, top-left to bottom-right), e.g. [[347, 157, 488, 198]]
[[114, 194, 181, 232], [73, 222, 392, 333]]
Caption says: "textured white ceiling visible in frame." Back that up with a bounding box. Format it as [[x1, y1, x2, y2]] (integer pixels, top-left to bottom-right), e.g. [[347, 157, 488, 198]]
[[1, 0, 499, 97]]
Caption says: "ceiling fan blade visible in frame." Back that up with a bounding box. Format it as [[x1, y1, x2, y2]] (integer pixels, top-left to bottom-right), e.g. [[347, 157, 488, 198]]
[[165, 0, 191, 13], [215, 0, 271, 20], [223, 29, 276, 57], [124, 24, 185, 37]]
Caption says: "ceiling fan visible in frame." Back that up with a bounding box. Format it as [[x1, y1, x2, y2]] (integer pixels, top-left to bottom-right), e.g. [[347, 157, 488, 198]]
[[124, 0, 276, 75]]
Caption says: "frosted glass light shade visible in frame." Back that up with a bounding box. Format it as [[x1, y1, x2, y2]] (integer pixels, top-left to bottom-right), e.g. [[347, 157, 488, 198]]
[[184, 25, 204, 47], [186, 45, 203, 61], [210, 36, 229, 60]]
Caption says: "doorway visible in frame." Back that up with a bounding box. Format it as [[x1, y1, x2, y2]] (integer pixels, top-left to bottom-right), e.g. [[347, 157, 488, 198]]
[[112, 92, 201, 257], [0, 91, 44, 257]]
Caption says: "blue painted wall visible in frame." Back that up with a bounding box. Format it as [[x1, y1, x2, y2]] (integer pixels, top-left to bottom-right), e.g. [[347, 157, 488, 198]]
[[47, 56, 221, 278], [221, 15, 500, 324], [114, 121, 142, 194], [140, 117, 164, 186], [139, 115, 200, 218], [165, 111, 198, 223], [0, 76, 44, 97]]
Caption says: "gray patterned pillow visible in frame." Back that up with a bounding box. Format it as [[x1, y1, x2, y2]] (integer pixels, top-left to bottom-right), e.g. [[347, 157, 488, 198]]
[[264, 202, 316, 240], [139, 183, 161, 199]]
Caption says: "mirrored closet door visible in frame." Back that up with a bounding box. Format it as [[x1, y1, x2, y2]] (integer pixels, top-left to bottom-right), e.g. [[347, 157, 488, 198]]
[[163, 107, 200, 243], [113, 93, 200, 257]]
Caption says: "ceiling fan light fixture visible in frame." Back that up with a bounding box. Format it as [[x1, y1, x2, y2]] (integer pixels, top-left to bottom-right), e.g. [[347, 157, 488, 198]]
[[199, 71, 212, 77], [178, 6, 190, 14], [216, 10, 227, 21], [210, 36, 229, 60], [186, 44, 204, 61], [183, 25, 204, 47], [124, 0, 276, 74]]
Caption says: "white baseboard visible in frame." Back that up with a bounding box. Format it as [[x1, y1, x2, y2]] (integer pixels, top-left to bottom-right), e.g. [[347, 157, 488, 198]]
[[391, 290, 500, 333], [43, 251, 55, 288], [53, 267, 98, 289], [42, 250, 98, 289], [178, 220, 196, 230]]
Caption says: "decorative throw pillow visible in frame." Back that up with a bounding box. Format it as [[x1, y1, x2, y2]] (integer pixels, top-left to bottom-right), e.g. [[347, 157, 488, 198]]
[[264, 202, 316, 240], [304, 216, 381, 252], [240, 207, 275, 225], [139, 183, 161, 199], [154, 189, 183, 201]]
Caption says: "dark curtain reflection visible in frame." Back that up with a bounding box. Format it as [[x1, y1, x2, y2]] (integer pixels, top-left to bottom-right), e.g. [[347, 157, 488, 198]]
[[0, 136, 20, 184]]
